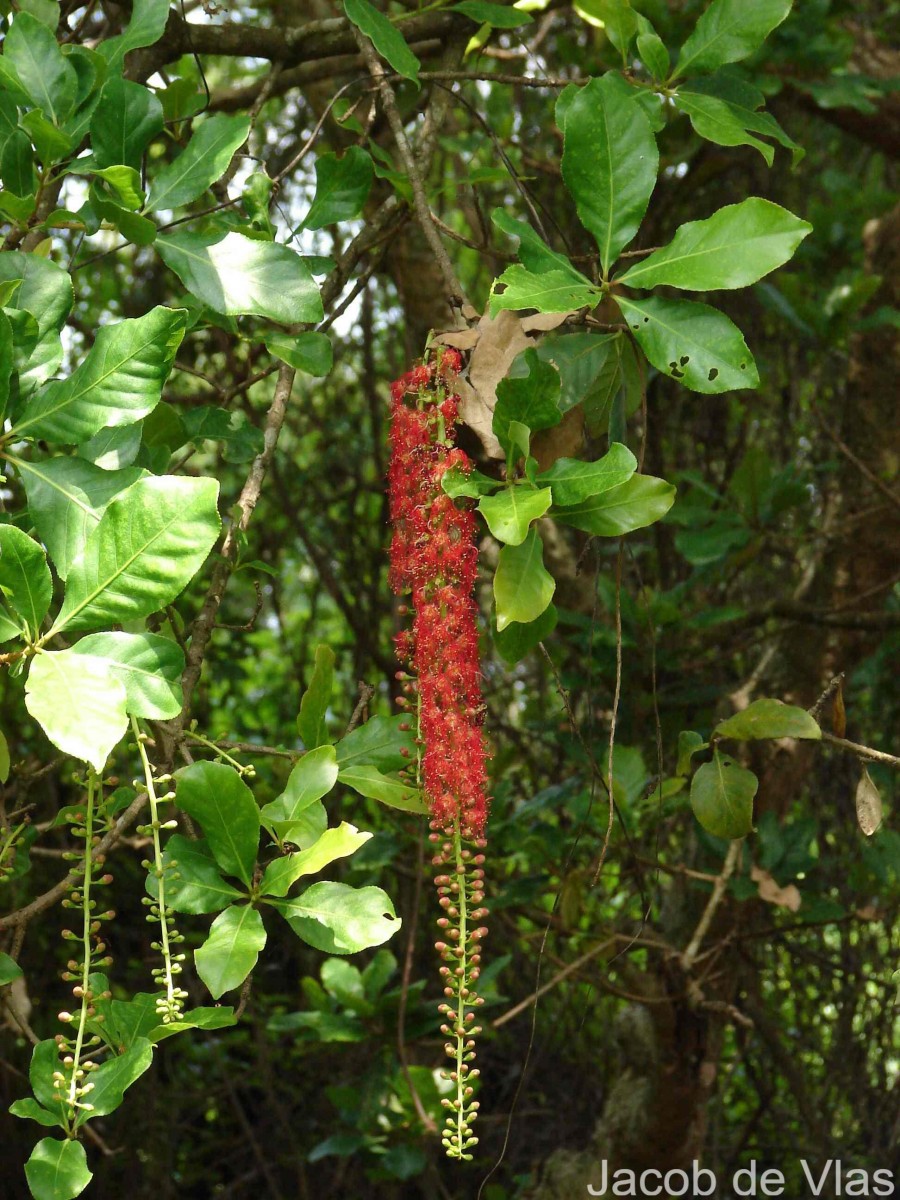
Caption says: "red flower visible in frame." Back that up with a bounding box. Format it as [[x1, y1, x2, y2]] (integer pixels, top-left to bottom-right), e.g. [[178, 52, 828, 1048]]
[[387, 352, 490, 839]]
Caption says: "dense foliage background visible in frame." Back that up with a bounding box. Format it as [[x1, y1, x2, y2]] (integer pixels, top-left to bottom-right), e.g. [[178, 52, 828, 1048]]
[[0, 0, 897, 1197]]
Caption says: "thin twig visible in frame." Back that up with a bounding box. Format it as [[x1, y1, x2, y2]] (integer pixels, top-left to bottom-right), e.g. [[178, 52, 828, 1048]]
[[492, 938, 616, 1029], [680, 839, 743, 972]]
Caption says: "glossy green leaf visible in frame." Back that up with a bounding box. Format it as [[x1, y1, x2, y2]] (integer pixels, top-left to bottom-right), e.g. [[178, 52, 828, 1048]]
[[676, 730, 708, 776], [678, 72, 802, 163], [24, 1138, 91, 1200], [260, 823, 372, 898], [27, 1040, 67, 1116], [147, 835, 244, 914], [260, 745, 337, 845], [12, 306, 186, 443], [637, 30, 670, 79], [276, 882, 401, 954], [618, 199, 810, 291], [0, 249, 71, 401], [493, 349, 561, 454], [0, 949, 23, 984], [578, 0, 638, 55], [91, 77, 164, 171], [8, 1098, 65, 1128], [71, 631, 184, 719], [195, 905, 267, 1000], [338, 764, 427, 813], [553, 473, 676, 536], [1, 129, 36, 198], [493, 600, 557, 664], [560, 73, 659, 271], [297, 643, 334, 749], [489, 264, 600, 316], [88, 182, 157, 245], [20, 109, 73, 166], [537, 442, 636, 505], [77, 424, 142, 471], [98, 0, 172, 73], [180, 407, 263, 464], [51, 475, 221, 634], [303, 147, 373, 230], [479, 485, 552, 545], [156, 231, 323, 324], [690, 750, 757, 838], [343, 0, 420, 83], [494, 528, 555, 631], [175, 761, 260, 886], [441, 465, 500, 500], [452, 1, 532, 26], [335, 714, 415, 773], [266, 331, 333, 377], [675, 0, 793, 78], [148, 113, 250, 212], [16, 0, 60, 30], [714, 699, 821, 742], [149, 1006, 238, 1041], [17, 456, 144, 579], [673, 88, 774, 165], [491, 210, 585, 278], [616, 294, 758, 393], [5, 12, 77, 124], [0, 523, 52, 636], [75, 1038, 153, 1126], [25, 649, 128, 771]]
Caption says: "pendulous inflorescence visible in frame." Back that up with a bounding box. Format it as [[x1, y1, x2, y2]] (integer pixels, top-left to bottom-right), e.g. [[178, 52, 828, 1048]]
[[387, 348, 490, 1160]]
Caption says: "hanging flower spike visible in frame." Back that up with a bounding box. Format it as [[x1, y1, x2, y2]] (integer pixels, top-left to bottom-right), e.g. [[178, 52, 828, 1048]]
[[388, 348, 489, 1160]]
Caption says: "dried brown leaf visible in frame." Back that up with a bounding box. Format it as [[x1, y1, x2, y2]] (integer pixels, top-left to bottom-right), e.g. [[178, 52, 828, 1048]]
[[855, 767, 883, 836], [750, 864, 802, 912], [832, 682, 846, 738]]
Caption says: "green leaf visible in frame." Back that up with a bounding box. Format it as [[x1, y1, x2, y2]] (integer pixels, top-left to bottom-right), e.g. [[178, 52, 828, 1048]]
[[441, 465, 500, 500], [260, 823, 372, 897], [303, 147, 373, 230], [25, 649, 127, 771], [578, 0, 638, 56], [560, 73, 659, 272], [637, 30, 670, 79], [24, 1138, 91, 1200], [16, 0, 60, 30], [266, 331, 333, 377], [260, 745, 337, 846], [12, 306, 186, 443], [71, 631, 183, 719], [88, 182, 157, 245], [157, 230, 323, 324], [98, 0, 172, 73], [195, 905, 267, 1000], [451, 1, 532, 26], [336, 714, 416, 774], [494, 528, 555, 631], [493, 600, 557, 664], [51, 475, 221, 634], [678, 72, 803, 164], [675, 0, 792, 78], [91, 77, 164, 172], [1, 128, 36, 198], [618, 199, 810, 291], [714, 699, 821, 742], [149, 1006, 238, 1041], [9, 1098, 65, 1128], [77, 424, 142, 471], [298, 643, 334, 749], [536, 442, 636, 505], [148, 835, 244, 914], [338, 764, 427, 813], [493, 349, 561, 454], [276, 882, 401, 954], [147, 835, 244, 914], [343, 0, 420, 83], [148, 113, 250, 211], [673, 88, 774, 165], [0, 249, 71, 403], [17, 456, 144, 579], [491, 210, 582, 278], [0, 523, 52, 636], [180, 406, 263, 464], [5, 12, 77, 124], [615, 294, 758, 393], [28, 1039, 67, 1116], [553, 473, 676, 536], [76, 1038, 153, 1126], [175, 761, 260, 886], [690, 750, 757, 839], [479, 485, 552, 545], [489, 264, 600, 316], [676, 730, 707, 776], [20, 109, 73, 166], [72, 164, 145, 211], [0, 950, 23, 984]]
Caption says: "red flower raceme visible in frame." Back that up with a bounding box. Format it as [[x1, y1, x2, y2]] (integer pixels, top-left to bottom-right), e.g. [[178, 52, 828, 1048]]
[[387, 350, 490, 840]]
